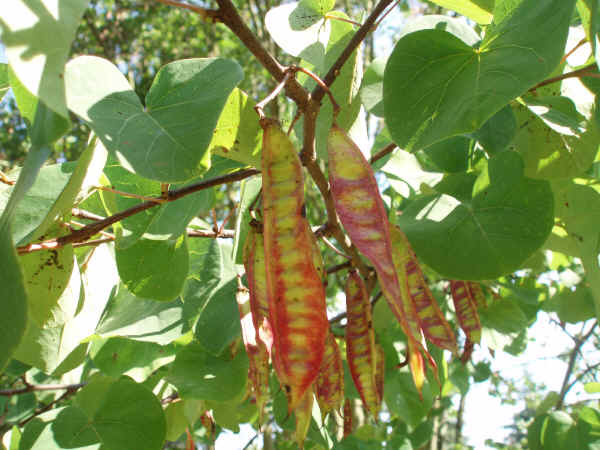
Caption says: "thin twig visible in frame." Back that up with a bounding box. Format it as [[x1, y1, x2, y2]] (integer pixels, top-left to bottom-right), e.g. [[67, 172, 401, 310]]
[[72, 208, 105, 222], [187, 228, 235, 238], [22, 168, 258, 252], [255, 70, 294, 119], [373, 0, 402, 30], [324, 14, 362, 27], [215, 0, 309, 109], [370, 142, 396, 165], [292, 66, 340, 116], [0, 382, 86, 396], [530, 63, 600, 92], [0, 170, 15, 185], [152, 0, 221, 21], [326, 261, 352, 274], [320, 235, 351, 260], [560, 37, 588, 64], [329, 291, 382, 324]]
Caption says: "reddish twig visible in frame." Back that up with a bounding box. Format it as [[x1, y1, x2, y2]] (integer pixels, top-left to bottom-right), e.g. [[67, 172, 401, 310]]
[[370, 142, 397, 165], [530, 63, 600, 91], [152, 0, 221, 21]]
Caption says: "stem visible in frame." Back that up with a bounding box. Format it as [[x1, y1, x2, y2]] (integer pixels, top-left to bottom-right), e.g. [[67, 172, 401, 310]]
[[530, 63, 600, 92], [27, 168, 258, 250], [370, 142, 396, 165], [556, 321, 597, 409], [152, 0, 221, 21], [0, 382, 86, 396], [215, 0, 309, 109]]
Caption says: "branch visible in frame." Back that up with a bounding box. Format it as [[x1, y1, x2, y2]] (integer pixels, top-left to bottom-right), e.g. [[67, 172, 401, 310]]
[[17, 168, 258, 253], [556, 321, 597, 409], [312, 0, 395, 103], [0, 382, 86, 396], [152, 0, 221, 21], [214, 0, 309, 109], [530, 63, 600, 92], [18, 385, 84, 427], [370, 142, 396, 165]]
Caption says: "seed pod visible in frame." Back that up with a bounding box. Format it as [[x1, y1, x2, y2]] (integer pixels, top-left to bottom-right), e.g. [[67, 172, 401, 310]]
[[308, 229, 326, 282], [316, 330, 344, 419], [243, 227, 274, 354], [261, 118, 329, 411], [294, 386, 314, 449], [374, 342, 385, 409], [390, 225, 457, 353], [345, 270, 379, 419], [467, 282, 487, 309], [327, 124, 431, 393], [450, 280, 482, 344], [235, 286, 270, 424]]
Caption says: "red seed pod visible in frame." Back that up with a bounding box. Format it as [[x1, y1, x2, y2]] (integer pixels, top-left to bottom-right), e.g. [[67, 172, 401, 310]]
[[327, 125, 432, 393], [243, 227, 274, 355], [450, 280, 482, 344], [390, 225, 457, 354], [294, 386, 314, 450], [262, 118, 329, 411], [467, 282, 487, 309], [345, 270, 380, 419], [235, 287, 270, 424], [315, 330, 344, 419]]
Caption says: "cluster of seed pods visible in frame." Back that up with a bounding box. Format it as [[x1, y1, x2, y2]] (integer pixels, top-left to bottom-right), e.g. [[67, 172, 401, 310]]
[[327, 124, 436, 393]]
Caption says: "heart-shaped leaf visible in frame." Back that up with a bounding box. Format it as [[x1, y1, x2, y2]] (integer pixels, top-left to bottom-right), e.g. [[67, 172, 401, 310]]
[[265, 2, 331, 67], [0, 0, 88, 119], [428, 0, 494, 24], [397, 151, 554, 279], [65, 56, 242, 183], [384, 0, 575, 152]]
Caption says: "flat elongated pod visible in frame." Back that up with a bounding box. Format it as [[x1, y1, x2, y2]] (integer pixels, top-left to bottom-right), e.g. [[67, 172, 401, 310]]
[[243, 227, 274, 354], [294, 386, 314, 450], [450, 280, 482, 344], [390, 225, 457, 353], [467, 282, 487, 309], [327, 125, 430, 393], [261, 118, 329, 411], [316, 330, 344, 419], [345, 271, 379, 419], [235, 287, 270, 423], [308, 229, 326, 282]]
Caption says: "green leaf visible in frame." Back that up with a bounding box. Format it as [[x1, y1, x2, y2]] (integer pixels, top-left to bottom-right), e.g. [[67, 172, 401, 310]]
[[384, 371, 434, 428], [381, 150, 444, 197], [0, 229, 27, 371], [0, 0, 88, 119], [479, 298, 529, 334], [543, 286, 596, 323], [163, 401, 189, 441], [0, 63, 9, 100], [20, 244, 73, 325], [207, 396, 258, 432], [397, 14, 481, 45], [53, 375, 166, 450], [183, 239, 240, 354], [417, 136, 471, 173], [584, 382, 600, 394], [265, 2, 330, 67], [208, 89, 262, 168], [397, 151, 554, 279], [168, 341, 248, 401], [472, 105, 517, 155], [512, 98, 599, 179], [90, 337, 176, 380], [384, 0, 575, 152], [95, 285, 186, 345], [116, 235, 189, 302], [65, 56, 243, 183], [528, 411, 575, 450], [14, 243, 117, 373], [577, 0, 600, 69], [9, 67, 70, 146], [360, 57, 386, 117], [428, 0, 495, 24]]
